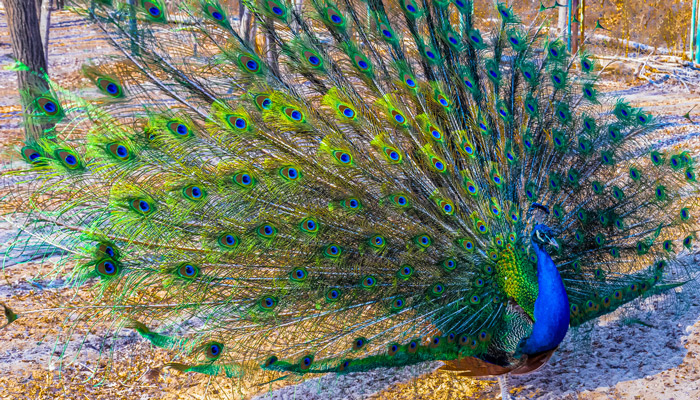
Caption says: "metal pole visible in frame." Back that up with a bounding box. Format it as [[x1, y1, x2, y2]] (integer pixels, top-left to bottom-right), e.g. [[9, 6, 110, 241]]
[[567, 0, 572, 51], [696, 2, 700, 64], [692, 0, 697, 59]]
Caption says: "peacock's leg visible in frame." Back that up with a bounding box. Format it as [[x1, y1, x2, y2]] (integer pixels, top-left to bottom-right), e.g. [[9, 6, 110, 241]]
[[497, 375, 512, 400]]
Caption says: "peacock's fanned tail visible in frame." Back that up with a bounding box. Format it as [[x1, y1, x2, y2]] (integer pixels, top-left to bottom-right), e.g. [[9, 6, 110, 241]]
[[4, 0, 699, 385]]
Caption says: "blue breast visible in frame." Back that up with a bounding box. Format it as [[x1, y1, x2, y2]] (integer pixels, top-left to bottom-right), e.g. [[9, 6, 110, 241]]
[[520, 240, 570, 355]]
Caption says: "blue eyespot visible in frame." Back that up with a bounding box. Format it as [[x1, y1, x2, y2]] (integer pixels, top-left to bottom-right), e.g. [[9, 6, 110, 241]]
[[272, 6, 283, 15], [103, 261, 115, 274], [382, 29, 392, 38], [139, 200, 150, 212], [106, 83, 118, 94], [331, 14, 341, 23], [234, 118, 246, 129], [149, 6, 160, 16], [358, 60, 368, 69], [212, 11, 222, 20]]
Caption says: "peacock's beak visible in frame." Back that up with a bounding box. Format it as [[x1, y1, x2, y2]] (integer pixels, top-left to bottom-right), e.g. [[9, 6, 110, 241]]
[[548, 236, 559, 249]]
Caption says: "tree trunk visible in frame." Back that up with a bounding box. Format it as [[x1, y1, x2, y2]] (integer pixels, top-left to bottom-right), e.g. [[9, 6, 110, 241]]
[[5, 0, 51, 142], [557, 3, 567, 38], [38, 0, 51, 65], [571, 0, 580, 54]]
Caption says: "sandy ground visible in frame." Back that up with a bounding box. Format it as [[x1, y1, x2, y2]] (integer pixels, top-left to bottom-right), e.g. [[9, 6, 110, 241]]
[[2, 6, 700, 400]]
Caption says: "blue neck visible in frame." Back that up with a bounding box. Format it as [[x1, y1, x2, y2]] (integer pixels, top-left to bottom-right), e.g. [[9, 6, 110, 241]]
[[520, 240, 570, 355]]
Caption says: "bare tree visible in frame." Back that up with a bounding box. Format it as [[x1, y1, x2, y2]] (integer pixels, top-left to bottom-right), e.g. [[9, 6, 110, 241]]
[[5, 0, 50, 141]]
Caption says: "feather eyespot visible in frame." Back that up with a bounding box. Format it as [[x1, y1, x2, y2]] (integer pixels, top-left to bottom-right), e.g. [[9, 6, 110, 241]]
[[259, 296, 278, 310], [324, 244, 342, 258], [407, 340, 419, 353], [353, 55, 371, 71], [442, 258, 456, 271], [390, 110, 406, 125], [383, 147, 402, 163], [341, 197, 362, 210], [279, 166, 301, 181], [218, 233, 239, 249], [96, 78, 124, 98], [130, 198, 156, 216], [397, 265, 413, 280], [205, 342, 223, 360], [415, 234, 431, 248], [401, 73, 416, 88], [333, 150, 353, 165], [283, 107, 304, 122], [21, 146, 43, 165], [300, 217, 318, 233], [325, 7, 344, 25], [390, 194, 410, 207], [142, 1, 163, 18], [338, 105, 355, 119], [182, 185, 206, 201], [437, 199, 454, 215], [431, 157, 447, 173], [401, 0, 419, 14], [266, 0, 286, 17], [325, 288, 341, 302], [254, 94, 272, 110], [379, 23, 395, 41], [352, 337, 367, 351], [391, 297, 406, 311], [458, 238, 474, 252], [257, 224, 277, 238], [290, 267, 308, 282], [300, 355, 314, 370], [97, 243, 118, 259], [177, 263, 200, 279], [430, 282, 445, 297], [206, 5, 224, 21], [388, 343, 400, 356], [167, 121, 191, 137], [429, 127, 443, 141], [106, 143, 132, 161], [96, 259, 120, 277], [263, 356, 278, 368], [36, 96, 60, 115], [361, 275, 377, 288], [226, 114, 249, 131], [233, 172, 256, 188], [302, 50, 322, 68], [369, 235, 385, 249], [55, 149, 81, 169]]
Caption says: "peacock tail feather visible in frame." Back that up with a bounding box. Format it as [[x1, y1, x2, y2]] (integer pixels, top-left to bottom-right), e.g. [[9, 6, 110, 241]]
[[3, 0, 699, 389]]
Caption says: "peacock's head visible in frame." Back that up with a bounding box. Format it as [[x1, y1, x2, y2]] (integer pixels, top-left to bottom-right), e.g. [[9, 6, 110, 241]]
[[531, 224, 559, 249], [529, 203, 559, 249]]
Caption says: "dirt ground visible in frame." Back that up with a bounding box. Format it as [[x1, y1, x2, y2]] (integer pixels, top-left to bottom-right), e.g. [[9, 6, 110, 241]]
[[2, 6, 700, 400]]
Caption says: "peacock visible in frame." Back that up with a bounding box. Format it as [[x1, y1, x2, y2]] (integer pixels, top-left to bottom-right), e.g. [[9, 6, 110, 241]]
[[3, 0, 700, 397]]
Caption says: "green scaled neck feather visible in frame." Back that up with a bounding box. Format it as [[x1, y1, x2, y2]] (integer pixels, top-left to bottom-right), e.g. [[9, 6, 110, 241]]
[[3, 0, 699, 393]]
